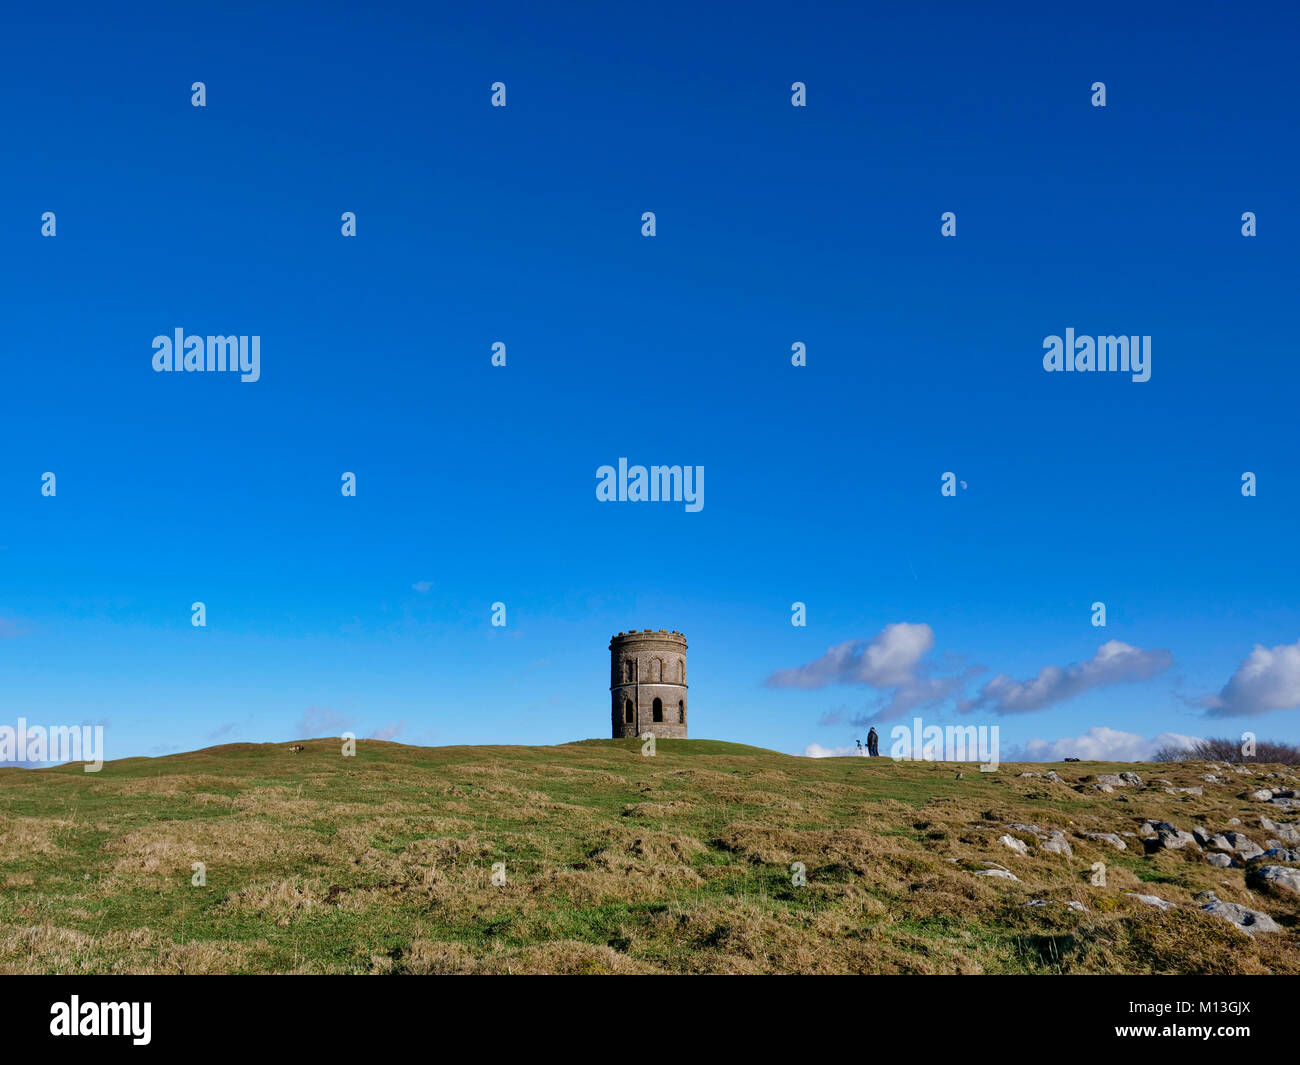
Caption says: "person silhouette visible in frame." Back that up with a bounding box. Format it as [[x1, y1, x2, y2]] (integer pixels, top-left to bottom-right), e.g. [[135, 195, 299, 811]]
[[867, 727, 879, 757]]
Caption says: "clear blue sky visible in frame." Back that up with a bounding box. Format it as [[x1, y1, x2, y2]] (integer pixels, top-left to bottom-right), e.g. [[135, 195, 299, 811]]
[[3, 1, 1298, 762]]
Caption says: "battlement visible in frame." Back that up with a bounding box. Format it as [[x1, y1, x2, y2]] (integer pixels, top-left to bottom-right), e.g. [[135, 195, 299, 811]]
[[609, 629, 688, 649]]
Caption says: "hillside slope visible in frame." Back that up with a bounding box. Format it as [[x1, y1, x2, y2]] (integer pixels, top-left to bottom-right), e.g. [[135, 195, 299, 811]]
[[1, 738, 1298, 974]]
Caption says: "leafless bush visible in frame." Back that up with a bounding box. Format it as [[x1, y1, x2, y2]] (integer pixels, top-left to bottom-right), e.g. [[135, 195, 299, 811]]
[[1153, 737, 1300, 765]]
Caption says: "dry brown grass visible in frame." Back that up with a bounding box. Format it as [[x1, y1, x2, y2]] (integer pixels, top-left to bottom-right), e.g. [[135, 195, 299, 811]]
[[0, 738, 1297, 973]]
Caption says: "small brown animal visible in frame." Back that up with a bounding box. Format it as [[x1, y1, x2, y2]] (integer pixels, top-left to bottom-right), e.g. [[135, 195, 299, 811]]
[[288, 744, 305, 753]]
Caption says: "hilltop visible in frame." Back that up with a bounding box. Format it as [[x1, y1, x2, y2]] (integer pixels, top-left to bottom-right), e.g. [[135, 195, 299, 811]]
[[1, 738, 1298, 974]]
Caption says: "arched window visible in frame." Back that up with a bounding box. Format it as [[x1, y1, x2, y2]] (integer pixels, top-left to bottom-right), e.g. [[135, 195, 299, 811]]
[[624, 699, 633, 724], [652, 698, 663, 723], [679, 659, 685, 683], [651, 658, 662, 682], [623, 659, 632, 683], [678, 700, 685, 723]]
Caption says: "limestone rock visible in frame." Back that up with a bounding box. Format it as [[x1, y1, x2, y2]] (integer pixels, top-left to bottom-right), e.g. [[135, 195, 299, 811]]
[[1125, 892, 1176, 911], [998, 834, 1028, 856], [1038, 830, 1073, 857], [1197, 892, 1279, 935], [1253, 847, 1300, 863], [1151, 822, 1199, 851], [1248, 865, 1300, 898], [1258, 817, 1300, 845], [1208, 831, 1264, 859]]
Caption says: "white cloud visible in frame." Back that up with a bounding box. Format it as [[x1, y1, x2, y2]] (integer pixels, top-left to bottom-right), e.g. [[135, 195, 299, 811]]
[[411, 580, 434, 594], [768, 623, 935, 689], [964, 640, 1172, 715], [769, 623, 977, 722], [1013, 726, 1200, 763], [1203, 638, 1300, 717], [801, 743, 868, 758]]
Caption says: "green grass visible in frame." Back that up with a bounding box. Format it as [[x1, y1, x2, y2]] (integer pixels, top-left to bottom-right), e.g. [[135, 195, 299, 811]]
[[0, 737, 1297, 973]]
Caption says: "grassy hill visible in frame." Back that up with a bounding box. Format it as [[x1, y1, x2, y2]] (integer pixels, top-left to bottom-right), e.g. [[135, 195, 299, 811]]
[[1, 737, 1298, 974]]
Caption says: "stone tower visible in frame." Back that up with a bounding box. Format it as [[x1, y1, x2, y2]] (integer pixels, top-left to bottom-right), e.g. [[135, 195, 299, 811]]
[[610, 629, 687, 739]]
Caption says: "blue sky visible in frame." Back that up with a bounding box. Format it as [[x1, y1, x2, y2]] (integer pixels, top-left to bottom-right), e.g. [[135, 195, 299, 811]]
[[3, 1, 1298, 763]]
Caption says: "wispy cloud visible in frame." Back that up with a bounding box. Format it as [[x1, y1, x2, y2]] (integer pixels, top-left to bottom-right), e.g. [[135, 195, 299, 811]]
[[295, 706, 354, 736], [368, 721, 405, 741], [961, 640, 1172, 715], [768, 623, 982, 724]]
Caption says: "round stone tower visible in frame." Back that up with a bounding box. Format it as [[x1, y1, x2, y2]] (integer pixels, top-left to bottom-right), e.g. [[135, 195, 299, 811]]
[[610, 629, 687, 739]]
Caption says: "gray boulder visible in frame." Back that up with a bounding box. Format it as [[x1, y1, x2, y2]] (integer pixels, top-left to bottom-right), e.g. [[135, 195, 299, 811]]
[[1197, 892, 1280, 936], [998, 834, 1029, 856], [1038, 830, 1073, 857], [1253, 847, 1300, 863], [1248, 865, 1300, 898], [1218, 832, 1264, 860], [1258, 817, 1300, 845], [1151, 822, 1199, 851]]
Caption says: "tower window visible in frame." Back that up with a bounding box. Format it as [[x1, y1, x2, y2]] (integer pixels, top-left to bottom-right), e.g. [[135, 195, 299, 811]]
[[652, 698, 663, 723], [624, 699, 633, 724], [678, 700, 685, 723]]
